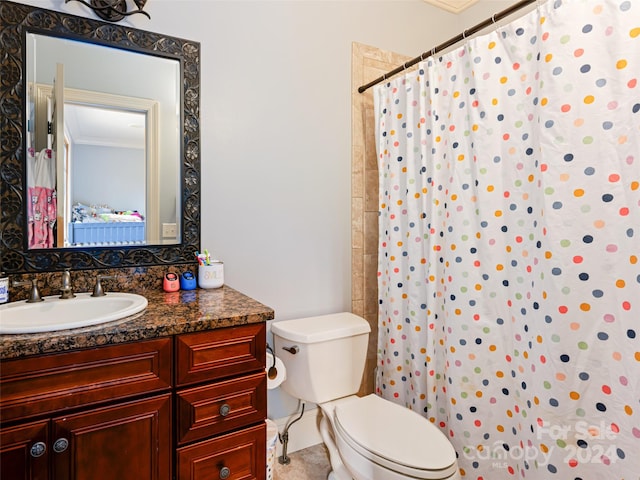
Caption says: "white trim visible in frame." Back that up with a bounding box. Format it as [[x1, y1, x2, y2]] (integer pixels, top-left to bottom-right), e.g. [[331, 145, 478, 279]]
[[33, 84, 160, 243]]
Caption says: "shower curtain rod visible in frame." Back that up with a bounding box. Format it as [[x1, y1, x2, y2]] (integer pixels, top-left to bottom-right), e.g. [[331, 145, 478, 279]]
[[357, 0, 538, 94]]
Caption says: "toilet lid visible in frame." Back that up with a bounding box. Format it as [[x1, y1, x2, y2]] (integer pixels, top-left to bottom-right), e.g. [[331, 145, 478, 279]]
[[334, 395, 457, 477]]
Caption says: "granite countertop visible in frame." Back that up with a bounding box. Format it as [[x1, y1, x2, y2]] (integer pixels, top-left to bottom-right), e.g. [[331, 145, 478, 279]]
[[0, 286, 274, 360]]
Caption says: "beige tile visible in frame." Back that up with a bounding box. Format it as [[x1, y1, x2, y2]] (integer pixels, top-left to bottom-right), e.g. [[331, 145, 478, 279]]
[[351, 197, 364, 250], [364, 169, 379, 213], [364, 107, 378, 172], [274, 444, 331, 480], [363, 253, 378, 316], [364, 211, 378, 256], [352, 43, 408, 393], [351, 248, 364, 302], [352, 145, 365, 199], [351, 102, 365, 148], [351, 299, 364, 317]]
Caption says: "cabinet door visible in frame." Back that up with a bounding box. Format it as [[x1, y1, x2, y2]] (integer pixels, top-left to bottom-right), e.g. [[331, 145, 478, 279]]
[[0, 420, 49, 480], [51, 394, 171, 480]]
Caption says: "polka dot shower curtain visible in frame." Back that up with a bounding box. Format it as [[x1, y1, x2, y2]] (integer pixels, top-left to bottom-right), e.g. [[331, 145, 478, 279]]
[[374, 0, 640, 478]]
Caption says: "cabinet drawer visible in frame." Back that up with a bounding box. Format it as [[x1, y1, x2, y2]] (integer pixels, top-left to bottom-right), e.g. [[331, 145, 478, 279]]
[[0, 338, 172, 423], [175, 323, 265, 387], [176, 423, 266, 480], [176, 371, 266, 445]]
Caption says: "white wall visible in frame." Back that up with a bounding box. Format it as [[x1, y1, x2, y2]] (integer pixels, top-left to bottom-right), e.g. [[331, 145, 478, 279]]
[[17, 0, 520, 423], [173, 0, 518, 321], [72, 144, 145, 213]]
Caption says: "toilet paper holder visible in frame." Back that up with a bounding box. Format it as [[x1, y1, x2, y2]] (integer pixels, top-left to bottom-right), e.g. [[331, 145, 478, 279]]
[[266, 344, 278, 379], [265, 345, 287, 390]]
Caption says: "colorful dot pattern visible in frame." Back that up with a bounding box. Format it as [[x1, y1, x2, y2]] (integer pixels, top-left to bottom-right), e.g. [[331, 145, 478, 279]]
[[374, 0, 640, 478]]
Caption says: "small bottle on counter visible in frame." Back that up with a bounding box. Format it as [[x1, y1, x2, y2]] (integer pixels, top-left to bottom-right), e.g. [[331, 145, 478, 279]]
[[0, 272, 8, 304]]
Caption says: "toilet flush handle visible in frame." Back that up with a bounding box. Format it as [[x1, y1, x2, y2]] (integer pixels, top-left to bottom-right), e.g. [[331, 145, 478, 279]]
[[282, 345, 299, 355]]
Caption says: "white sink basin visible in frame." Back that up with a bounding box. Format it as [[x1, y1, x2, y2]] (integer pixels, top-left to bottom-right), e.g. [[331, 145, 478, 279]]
[[0, 292, 148, 334]]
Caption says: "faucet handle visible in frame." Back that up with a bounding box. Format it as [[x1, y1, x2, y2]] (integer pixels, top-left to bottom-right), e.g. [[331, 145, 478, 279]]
[[13, 278, 44, 303], [92, 275, 116, 297]]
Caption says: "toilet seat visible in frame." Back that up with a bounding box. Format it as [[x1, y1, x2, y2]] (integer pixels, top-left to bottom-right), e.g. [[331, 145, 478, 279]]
[[333, 395, 458, 479]]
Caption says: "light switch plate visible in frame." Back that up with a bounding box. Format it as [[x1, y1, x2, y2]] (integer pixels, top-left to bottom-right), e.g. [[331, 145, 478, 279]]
[[162, 223, 177, 238]]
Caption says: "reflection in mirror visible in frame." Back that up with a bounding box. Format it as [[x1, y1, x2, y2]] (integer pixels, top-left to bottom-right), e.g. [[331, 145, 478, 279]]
[[66, 104, 149, 247], [26, 32, 181, 249]]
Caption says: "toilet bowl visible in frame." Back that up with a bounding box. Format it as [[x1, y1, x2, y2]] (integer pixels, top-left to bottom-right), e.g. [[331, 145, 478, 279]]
[[323, 395, 460, 480], [271, 313, 460, 480]]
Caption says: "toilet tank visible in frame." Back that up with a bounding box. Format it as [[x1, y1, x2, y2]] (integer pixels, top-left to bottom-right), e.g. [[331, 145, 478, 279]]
[[271, 313, 371, 404]]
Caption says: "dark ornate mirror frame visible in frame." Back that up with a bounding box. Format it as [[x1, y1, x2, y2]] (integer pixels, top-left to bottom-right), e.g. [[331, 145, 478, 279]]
[[0, 1, 200, 274]]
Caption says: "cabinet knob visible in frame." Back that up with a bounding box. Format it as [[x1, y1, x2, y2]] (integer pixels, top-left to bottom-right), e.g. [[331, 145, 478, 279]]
[[219, 466, 231, 479], [53, 437, 69, 453], [30, 442, 47, 458], [219, 403, 231, 417]]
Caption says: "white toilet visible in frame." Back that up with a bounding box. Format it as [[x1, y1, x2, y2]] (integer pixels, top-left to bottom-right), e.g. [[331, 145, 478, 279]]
[[271, 312, 460, 480]]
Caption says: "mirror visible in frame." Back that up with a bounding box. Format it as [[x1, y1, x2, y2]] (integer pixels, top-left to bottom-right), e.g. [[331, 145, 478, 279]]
[[0, 1, 200, 273], [26, 32, 181, 248]]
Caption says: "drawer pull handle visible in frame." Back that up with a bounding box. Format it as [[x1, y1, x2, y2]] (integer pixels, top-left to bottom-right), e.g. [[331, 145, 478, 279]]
[[282, 345, 299, 354], [219, 466, 231, 479], [53, 438, 69, 453], [219, 403, 231, 417], [30, 442, 46, 458]]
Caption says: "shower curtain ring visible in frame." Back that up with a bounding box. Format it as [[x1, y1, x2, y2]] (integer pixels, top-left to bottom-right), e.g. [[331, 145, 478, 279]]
[[491, 13, 501, 32]]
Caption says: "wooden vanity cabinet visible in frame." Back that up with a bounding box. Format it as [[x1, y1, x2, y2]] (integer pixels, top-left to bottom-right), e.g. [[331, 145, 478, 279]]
[[0, 338, 172, 480], [175, 323, 267, 480], [0, 322, 268, 480]]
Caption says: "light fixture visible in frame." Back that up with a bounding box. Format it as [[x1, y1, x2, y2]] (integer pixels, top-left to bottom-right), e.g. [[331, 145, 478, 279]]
[[65, 0, 150, 23]]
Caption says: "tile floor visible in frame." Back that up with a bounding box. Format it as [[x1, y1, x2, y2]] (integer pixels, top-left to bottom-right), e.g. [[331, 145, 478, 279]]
[[273, 443, 331, 480]]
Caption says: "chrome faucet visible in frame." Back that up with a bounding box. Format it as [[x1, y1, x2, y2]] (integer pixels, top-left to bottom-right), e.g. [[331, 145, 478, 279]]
[[59, 269, 76, 299], [13, 278, 43, 303]]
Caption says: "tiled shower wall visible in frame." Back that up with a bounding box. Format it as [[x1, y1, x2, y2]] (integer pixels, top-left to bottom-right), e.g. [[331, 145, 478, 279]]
[[351, 43, 409, 395]]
